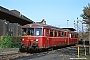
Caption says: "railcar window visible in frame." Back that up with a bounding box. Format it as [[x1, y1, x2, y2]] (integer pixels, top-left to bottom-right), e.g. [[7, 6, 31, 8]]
[[28, 28, 34, 35], [71, 33, 73, 38], [64, 32, 66, 37], [71, 33, 75, 38], [35, 28, 42, 36], [75, 33, 78, 38], [50, 30, 53, 37], [58, 32, 60, 37], [22, 28, 27, 36], [76, 33, 78, 38], [57, 31, 58, 37], [62, 31, 64, 37], [75, 33, 76, 38], [55, 31, 57, 37], [74, 33, 76, 38], [46, 29, 49, 36]]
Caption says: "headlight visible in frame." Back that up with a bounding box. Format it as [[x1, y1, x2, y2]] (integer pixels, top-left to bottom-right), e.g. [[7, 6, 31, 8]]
[[36, 39, 38, 41], [22, 38, 24, 41]]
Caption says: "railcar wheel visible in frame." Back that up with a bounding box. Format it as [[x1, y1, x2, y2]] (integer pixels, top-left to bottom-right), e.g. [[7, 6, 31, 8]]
[[19, 48, 25, 52], [19, 45, 26, 52]]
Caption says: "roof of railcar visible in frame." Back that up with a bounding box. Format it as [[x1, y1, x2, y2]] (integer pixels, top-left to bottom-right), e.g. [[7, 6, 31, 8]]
[[22, 23, 62, 30], [22, 23, 76, 31]]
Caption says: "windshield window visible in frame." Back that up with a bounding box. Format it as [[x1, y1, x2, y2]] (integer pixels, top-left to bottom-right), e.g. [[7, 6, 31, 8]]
[[35, 28, 42, 36], [27, 28, 34, 35], [22, 28, 27, 36], [22, 28, 42, 36]]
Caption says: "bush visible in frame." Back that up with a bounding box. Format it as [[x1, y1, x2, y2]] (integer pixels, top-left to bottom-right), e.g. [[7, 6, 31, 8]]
[[0, 35, 19, 48]]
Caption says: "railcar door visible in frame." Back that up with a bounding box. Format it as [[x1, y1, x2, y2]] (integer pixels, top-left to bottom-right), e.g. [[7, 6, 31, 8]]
[[45, 29, 49, 48], [67, 32, 71, 45]]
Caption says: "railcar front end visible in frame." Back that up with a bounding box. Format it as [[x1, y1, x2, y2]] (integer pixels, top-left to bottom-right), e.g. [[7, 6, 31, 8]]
[[19, 27, 47, 52]]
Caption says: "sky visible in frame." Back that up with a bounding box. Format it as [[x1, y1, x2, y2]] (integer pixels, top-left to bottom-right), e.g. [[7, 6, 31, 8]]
[[0, 0, 90, 29]]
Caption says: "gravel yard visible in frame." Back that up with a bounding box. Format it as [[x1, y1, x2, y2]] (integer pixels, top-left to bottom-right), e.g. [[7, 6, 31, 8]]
[[0, 46, 90, 60], [13, 47, 89, 60], [0, 48, 19, 52]]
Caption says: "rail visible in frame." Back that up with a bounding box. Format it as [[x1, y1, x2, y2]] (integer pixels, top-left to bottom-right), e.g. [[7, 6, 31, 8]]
[[0, 52, 28, 60]]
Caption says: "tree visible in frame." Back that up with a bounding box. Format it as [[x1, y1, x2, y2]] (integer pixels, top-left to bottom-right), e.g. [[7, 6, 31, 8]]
[[81, 3, 90, 24], [81, 3, 90, 54]]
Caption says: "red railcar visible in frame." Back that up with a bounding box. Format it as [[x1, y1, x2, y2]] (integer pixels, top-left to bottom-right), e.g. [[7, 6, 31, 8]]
[[19, 23, 78, 52]]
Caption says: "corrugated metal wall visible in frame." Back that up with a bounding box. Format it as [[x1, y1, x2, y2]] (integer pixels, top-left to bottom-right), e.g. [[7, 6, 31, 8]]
[[0, 19, 22, 36]]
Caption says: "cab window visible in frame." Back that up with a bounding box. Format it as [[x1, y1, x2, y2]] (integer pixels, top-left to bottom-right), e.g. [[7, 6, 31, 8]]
[[28, 28, 34, 35], [35, 28, 42, 36], [22, 28, 27, 36]]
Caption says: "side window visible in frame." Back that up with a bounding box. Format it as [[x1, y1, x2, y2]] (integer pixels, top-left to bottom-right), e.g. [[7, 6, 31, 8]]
[[46, 29, 49, 36], [56, 31, 58, 37], [76, 33, 78, 38], [71, 33, 75, 38], [55, 31, 57, 37], [50, 30, 53, 37], [58, 31, 60, 37], [71, 33, 73, 38], [64, 32, 66, 37], [75, 33, 78, 38], [74, 33, 75, 38], [69, 33, 71, 38], [62, 31, 64, 37], [43, 29, 46, 36]]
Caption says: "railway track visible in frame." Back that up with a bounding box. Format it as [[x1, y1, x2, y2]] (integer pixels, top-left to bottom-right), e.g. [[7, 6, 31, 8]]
[[0, 45, 87, 60], [0, 52, 31, 60], [0, 48, 56, 60], [13, 46, 80, 60]]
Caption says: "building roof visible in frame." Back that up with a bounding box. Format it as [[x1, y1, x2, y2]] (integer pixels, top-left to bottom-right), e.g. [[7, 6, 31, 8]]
[[62, 28, 76, 31], [0, 6, 34, 25]]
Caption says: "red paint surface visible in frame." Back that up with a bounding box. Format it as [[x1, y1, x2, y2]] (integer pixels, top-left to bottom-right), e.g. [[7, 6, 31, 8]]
[[21, 36, 78, 48]]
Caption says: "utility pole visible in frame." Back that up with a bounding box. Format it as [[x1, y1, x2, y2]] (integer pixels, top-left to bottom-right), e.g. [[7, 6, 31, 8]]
[[77, 17, 78, 33], [67, 20, 69, 27], [74, 20, 76, 29], [89, 20, 90, 54]]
